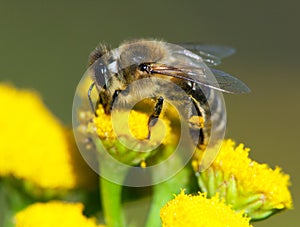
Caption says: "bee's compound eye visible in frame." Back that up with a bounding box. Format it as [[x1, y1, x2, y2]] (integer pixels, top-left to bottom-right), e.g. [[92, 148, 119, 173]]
[[138, 63, 149, 72], [113, 90, 121, 100], [94, 62, 109, 87]]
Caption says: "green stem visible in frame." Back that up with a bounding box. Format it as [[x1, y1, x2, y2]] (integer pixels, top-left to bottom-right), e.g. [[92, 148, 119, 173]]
[[100, 177, 125, 227], [144, 181, 174, 227], [98, 159, 129, 227], [94, 138, 129, 227], [0, 179, 33, 227], [145, 165, 194, 227]]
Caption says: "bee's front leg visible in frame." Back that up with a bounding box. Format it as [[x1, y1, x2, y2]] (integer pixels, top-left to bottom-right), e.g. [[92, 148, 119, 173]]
[[147, 96, 164, 139]]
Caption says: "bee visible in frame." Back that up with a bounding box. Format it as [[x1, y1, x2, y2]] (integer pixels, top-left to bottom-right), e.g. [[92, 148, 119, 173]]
[[87, 39, 250, 148]]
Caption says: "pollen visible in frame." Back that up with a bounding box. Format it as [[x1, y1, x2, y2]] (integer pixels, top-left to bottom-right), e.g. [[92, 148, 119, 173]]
[[194, 139, 293, 220], [94, 104, 174, 144], [93, 103, 178, 166], [160, 190, 252, 227], [140, 160, 147, 168], [188, 115, 204, 128], [15, 201, 105, 227]]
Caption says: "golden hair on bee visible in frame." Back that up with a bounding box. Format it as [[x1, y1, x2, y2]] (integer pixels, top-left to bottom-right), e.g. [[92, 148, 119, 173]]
[[117, 39, 171, 66]]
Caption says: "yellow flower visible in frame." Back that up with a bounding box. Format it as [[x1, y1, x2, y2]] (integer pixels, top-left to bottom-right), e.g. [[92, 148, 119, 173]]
[[160, 190, 252, 227], [193, 139, 293, 220], [14, 201, 105, 227], [0, 84, 96, 192], [90, 102, 179, 166]]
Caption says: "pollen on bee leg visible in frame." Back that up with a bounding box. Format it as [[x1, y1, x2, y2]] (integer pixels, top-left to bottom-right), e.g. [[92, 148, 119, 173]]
[[198, 144, 207, 150], [188, 115, 204, 128]]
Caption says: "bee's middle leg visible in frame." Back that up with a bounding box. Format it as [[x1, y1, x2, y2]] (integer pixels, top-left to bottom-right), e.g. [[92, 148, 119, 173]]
[[147, 96, 164, 139]]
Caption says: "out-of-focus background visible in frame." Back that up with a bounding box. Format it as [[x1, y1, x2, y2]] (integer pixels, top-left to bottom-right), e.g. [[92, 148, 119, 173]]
[[0, 1, 298, 226]]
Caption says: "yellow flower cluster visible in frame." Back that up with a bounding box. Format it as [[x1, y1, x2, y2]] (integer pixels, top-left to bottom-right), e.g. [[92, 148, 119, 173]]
[[160, 190, 252, 227], [94, 103, 173, 143], [0, 84, 96, 191], [14, 201, 105, 227], [92, 103, 178, 166], [193, 139, 292, 219]]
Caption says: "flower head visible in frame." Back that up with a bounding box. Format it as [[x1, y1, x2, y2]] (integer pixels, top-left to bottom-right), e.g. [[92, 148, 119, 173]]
[[14, 201, 105, 227], [160, 190, 252, 227], [193, 139, 293, 220], [90, 102, 179, 166], [0, 84, 97, 193]]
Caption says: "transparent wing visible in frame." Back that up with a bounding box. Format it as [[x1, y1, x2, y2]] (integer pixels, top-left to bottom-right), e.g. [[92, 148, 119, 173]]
[[209, 68, 250, 94], [179, 43, 236, 66], [180, 43, 236, 58], [148, 63, 250, 94]]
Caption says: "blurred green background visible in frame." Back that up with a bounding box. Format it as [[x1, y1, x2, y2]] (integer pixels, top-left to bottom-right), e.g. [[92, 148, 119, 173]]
[[0, 0, 298, 226]]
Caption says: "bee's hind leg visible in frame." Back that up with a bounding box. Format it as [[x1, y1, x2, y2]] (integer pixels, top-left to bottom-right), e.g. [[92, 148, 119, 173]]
[[147, 96, 164, 139]]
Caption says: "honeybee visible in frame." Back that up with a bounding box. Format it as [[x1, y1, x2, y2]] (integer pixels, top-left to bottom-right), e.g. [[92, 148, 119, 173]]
[[87, 39, 250, 148]]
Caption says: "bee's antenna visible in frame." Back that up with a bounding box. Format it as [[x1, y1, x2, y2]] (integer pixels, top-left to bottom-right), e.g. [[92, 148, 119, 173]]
[[88, 82, 96, 114]]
